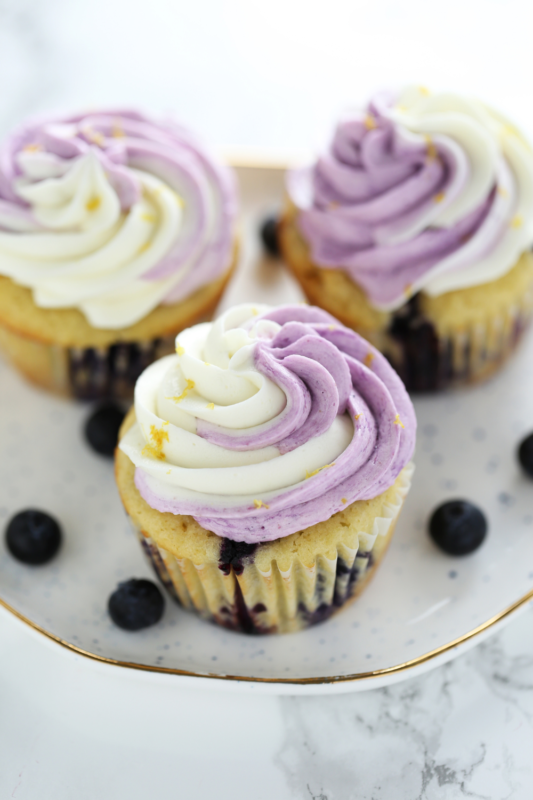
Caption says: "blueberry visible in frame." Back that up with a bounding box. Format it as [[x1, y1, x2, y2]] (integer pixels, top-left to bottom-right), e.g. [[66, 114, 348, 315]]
[[84, 402, 125, 456], [260, 215, 280, 257], [5, 509, 62, 565], [429, 500, 487, 556], [108, 578, 165, 631], [518, 432, 533, 478]]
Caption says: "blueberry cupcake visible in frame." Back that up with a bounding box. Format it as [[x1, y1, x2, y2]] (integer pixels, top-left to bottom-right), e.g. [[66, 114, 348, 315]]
[[115, 303, 416, 634], [280, 86, 533, 391], [0, 109, 237, 399]]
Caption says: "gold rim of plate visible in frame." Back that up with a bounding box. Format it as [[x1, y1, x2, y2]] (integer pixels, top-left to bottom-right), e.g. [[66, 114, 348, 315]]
[[2, 588, 532, 685]]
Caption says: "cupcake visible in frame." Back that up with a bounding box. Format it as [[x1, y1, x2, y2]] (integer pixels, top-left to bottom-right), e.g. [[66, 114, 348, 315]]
[[0, 109, 237, 399], [115, 303, 416, 634], [280, 87, 533, 391]]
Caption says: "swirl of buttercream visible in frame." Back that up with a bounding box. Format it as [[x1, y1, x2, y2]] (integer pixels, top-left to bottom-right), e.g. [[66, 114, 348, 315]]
[[287, 87, 533, 310], [119, 303, 416, 543], [0, 110, 236, 328]]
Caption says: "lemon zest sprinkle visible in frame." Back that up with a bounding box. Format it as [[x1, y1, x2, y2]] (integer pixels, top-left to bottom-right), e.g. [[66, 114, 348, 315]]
[[138, 241, 151, 253], [86, 196, 101, 212], [141, 212, 156, 223], [206, 402, 215, 409], [305, 463, 335, 480], [434, 192, 445, 203], [363, 352, 375, 368], [23, 143, 42, 152], [328, 325, 336, 331], [342, 497, 347, 504], [176, 344, 185, 356], [142, 425, 169, 461], [394, 413, 405, 429], [166, 379, 195, 404], [354, 413, 362, 421], [511, 215, 523, 228], [253, 499, 270, 509]]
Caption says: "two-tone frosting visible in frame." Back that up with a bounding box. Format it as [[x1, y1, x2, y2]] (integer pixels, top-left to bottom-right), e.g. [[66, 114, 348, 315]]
[[288, 86, 533, 310], [0, 110, 236, 328], [119, 303, 416, 543]]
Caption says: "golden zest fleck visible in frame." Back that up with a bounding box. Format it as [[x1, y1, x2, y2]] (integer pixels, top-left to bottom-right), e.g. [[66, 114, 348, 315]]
[[176, 344, 185, 356], [167, 379, 195, 404], [363, 352, 375, 368], [394, 413, 405, 429], [142, 425, 169, 461], [305, 463, 335, 480], [86, 196, 101, 212], [253, 499, 270, 509]]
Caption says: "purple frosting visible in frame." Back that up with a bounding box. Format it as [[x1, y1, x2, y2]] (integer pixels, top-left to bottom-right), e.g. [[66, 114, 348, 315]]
[[135, 305, 416, 544], [287, 93, 500, 308], [0, 109, 237, 303]]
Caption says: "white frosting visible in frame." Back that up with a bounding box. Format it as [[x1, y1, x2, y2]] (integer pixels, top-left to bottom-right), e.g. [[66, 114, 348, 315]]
[[0, 151, 189, 328], [385, 88, 533, 297], [119, 304, 353, 507]]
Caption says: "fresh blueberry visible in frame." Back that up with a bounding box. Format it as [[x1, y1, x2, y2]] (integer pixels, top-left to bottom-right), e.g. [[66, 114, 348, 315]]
[[260, 215, 280, 257], [518, 432, 533, 478], [108, 578, 165, 631], [84, 402, 125, 456], [5, 509, 62, 565], [429, 500, 487, 556]]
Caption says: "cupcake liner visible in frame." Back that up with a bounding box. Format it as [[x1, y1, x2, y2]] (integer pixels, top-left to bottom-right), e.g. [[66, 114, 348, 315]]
[[385, 291, 533, 392], [130, 465, 414, 635], [0, 323, 176, 400]]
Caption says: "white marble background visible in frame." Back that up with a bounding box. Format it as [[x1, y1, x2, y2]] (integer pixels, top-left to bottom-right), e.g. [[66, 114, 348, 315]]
[[2, 0, 533, 797]]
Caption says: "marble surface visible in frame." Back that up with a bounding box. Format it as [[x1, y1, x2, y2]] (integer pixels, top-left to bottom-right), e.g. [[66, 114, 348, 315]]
[[1, 605, 533, 799], [2, 0, 533, 796]]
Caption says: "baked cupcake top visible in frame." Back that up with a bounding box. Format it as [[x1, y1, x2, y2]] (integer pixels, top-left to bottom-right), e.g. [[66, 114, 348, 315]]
[[0, 109, 236, 328], [287, 86, 533, 310], [119, 303, 416, 543]]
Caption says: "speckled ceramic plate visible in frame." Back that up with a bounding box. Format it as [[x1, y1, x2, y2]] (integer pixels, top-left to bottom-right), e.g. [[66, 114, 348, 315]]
[[1, 166, 533, 695]]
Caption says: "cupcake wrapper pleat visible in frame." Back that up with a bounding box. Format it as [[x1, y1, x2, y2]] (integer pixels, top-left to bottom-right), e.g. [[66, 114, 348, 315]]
[[0, 324, 175, 399], [130, 465, 413, 634], [387, 296, 533, 392]]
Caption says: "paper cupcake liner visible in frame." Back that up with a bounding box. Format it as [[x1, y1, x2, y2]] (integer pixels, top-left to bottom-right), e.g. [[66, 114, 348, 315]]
[[0, 324, 176, 400], [384, 291, 533, 392], [129, 465, 413, 635]]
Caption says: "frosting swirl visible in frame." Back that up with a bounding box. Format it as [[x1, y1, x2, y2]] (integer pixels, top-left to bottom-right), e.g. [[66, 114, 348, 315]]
[[0, 110, 236, 328], [119, 303, 416, 543], [288, 87, 533, 310]]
